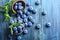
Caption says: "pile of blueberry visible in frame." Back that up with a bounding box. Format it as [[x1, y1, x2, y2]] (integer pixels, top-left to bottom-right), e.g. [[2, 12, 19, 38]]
[[14, 2, 23, 12], [8, 1, 41, 40]]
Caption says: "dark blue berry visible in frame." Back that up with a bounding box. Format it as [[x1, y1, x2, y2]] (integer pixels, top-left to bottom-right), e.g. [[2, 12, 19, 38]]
[[23, 18, 28, 23], [28, 16, 33, 21], [41, 12, 46, 16], [28, 22, 32, 27], [32, 9, 37, 14], [13, 27, 17, 31], [24, 22, 28, 27], [45, 22, 51, 28], [35, 1, 40, 5], [26, 3, 30, 7], [28, 6, 33, 12], [35, 24, 41, 29], [17, 36, 21, 40], [23, 29, 28, 34], [10, 20, 14, 24]]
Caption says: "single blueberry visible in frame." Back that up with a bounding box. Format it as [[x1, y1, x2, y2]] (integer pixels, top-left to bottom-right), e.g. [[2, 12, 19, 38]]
[[28, 16, 33, 21], [23, 29, 28, 34], [35, 1, 40, 5], [35, 24, 41, 29], [20, 24, 25, 28], [17, 19, 23, 23], [32, 9, 37, 14], [18, 5, 23, 10], [41, 12, 46, 16], [21, 14, 26, 19], [26, 3, 30, 7], [23, 18, 28, 23], [26, 12, 30, 16], [45, 22, 51, 28], [10, 20, 14, 24], [14, 18, 17, 23], [28, 6, 33, 12], [17, 36, 21, 40], [24, 22, 28, 27], [28, 22, 32, 27], [13, 27, 17, 31], [18, 2, 22, 6]]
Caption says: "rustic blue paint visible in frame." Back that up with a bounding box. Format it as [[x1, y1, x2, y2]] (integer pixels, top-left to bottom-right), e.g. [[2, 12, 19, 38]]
[[0, 0, 60, 40]]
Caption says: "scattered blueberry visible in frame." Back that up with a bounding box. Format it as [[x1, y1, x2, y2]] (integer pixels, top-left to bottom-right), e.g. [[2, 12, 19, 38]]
[[35, 24, 41, 29], [26, 3, 30, 7], [28, 22, 32, 27], [32, 9, 37, 14], [23, 29, 28, 34], [24, 22, 28, 27], [23, 18, 28, 23], [45, 22, 51, 28], [17, 19, 23, 23], [20, 24, 25, 28], [14, 18, 17, 23], [21, 14, 26, 19], [28, 6, 33, 12], [28, 16, 33, 21], [26, 12, 30, 16], [35, 1, 40, 5], [41, 12, 46, 16], [10, 20, 14, 24], [17, 36, 21, 40], [23, 10, 27, 15]]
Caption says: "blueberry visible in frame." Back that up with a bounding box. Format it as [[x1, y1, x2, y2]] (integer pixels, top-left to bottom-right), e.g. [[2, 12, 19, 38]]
[[28, 22, 32, 27], [23, 29, 28, 34], [17, 16, 21, 20], [24, 22, 28, 27], [45, 22, 51, 28], [17, 10, 23, 14], [23, 18, 28, 23], [26, 12, 30, 16], [14, 30, 18, 33], [17, 36, 21, 40], [20, 24, 24, 28], [18, 2, 22, 5], [18, 26, 23, 32], [28, 6, 33, 12], [32, 9, 37, 14], [13, 27, 17, 31], [30, 19, 34, 24], [14, 18, 17, 23], [14, 5, 18, 10], [35, 1, 40, 5], [17, 19, 23, 23], [28, 16, 33, 21], [35, 24, 41, 29], [26, 3, 30, 7], [18, 26, 23, 30], [18, 5, 23, 10], [10, 20, 14, 24], [23, 10, 27, 15], [21, 14, 26, 19], [41, 12, 46, 16]]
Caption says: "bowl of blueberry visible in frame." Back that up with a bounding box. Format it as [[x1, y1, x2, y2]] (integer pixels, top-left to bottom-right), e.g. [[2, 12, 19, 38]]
[[12, 0, 26, 14]]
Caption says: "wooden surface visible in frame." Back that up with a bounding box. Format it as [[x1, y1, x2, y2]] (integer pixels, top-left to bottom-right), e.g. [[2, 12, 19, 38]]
[[0, 0, 60, 40]]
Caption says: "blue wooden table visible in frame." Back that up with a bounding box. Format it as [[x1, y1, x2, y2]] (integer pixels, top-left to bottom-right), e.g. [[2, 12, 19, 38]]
[[0, 0, 60, 40]]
